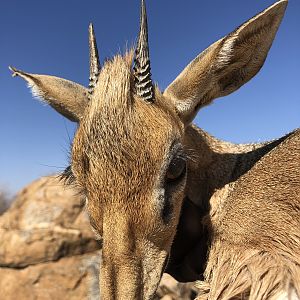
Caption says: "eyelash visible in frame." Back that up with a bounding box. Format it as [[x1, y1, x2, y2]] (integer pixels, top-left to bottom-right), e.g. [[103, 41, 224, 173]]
[[165, 149, 187, 179], [60, 165, 76, 186], [60, 167, 88, 199]]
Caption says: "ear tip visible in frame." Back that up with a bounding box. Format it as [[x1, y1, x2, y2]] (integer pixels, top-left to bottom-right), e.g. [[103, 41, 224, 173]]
[[277, 0, 288, 5], [9, 66, 19, 77], [272, 0, 288, 14], [8, 66, 32, 80], [269, 0, 289, 27]]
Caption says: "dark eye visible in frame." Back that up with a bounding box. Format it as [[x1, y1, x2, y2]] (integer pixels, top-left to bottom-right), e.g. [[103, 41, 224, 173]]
[[166, 156, 186, 184]]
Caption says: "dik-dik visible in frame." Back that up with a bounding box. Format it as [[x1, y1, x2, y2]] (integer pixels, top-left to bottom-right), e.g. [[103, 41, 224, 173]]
[[10, 0, 299, 299]]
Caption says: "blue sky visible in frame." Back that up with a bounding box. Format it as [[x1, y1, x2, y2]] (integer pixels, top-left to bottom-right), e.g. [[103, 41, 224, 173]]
[[1, 0, 299, 194]]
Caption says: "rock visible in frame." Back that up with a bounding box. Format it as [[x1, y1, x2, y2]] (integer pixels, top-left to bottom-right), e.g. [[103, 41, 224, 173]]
[[156, 274, 198, 300], [0, 176, 101, 299], [0, 176, 100, 268], [0, 176, 196, 299], [0, 252, 101, 300]]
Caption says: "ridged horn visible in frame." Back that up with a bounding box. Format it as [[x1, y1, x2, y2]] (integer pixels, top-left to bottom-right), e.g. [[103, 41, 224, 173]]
[[133, 0, 154, 102], [89, 23, 101, 96]]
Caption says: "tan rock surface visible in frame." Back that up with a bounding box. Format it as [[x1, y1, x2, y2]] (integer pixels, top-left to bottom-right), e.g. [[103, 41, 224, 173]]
[[0, 176, 100, 268], [0, 176, 196, 299], [0, 176, 102, 299], [0, 252, 101, 300], [156, 274, 198, 300]]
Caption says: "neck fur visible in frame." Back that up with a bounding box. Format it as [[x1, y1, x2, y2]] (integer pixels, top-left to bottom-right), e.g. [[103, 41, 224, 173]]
[[184, 125, 293, 210]]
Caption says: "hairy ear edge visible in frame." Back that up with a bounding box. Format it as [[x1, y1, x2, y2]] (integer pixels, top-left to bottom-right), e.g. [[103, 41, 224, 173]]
[[9, 66, 89, 122], [164, 0, 288, 125]]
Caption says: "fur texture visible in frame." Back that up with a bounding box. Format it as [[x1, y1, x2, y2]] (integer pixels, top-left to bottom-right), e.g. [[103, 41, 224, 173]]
[[11, 1, 299, 299], [196, 130, 300, 300]]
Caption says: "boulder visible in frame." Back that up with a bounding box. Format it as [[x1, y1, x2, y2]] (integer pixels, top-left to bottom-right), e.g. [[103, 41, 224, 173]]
[[0, 176, 100, 268], [0, 176, 101, 299], [0, 252, 101, 300]]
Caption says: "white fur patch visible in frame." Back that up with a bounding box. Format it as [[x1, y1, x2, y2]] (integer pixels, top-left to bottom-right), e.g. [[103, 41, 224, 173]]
[[27, 82, 48, 106], [153, 187, 165, 212], [175, 98, 195, 115], [217, 35, 236, 67], [277, 288, 299, 300]]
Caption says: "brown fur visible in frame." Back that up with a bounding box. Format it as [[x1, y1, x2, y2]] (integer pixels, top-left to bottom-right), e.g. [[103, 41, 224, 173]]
[[195, 130, 300, 300], [71, 54, 186, 299], [10, 1, 299, 299]]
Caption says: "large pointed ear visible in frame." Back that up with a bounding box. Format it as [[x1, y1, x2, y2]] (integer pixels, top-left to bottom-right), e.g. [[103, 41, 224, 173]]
[[164, 0, 288, 124], [9, 67, 89, 122]]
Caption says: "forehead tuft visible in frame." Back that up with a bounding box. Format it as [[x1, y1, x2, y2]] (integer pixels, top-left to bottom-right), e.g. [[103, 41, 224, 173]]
[[90, 52, 134, 114], [73, 53, 179, 184]]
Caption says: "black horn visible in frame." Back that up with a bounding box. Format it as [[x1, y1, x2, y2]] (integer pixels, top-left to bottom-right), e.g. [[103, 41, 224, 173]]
[[133, 0, 154, 102], [88, 23, 101, 96]]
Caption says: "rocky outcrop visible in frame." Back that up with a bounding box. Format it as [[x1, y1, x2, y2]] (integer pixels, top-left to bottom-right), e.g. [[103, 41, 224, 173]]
[[0, 176, 101, 299], [0, 177, 100, 269], [0, 176, 196, 299], [156, 274, 198, 300], [0, 252, 101, 300]]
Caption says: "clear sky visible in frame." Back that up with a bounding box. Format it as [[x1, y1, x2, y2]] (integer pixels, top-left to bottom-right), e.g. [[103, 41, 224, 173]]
[[1, 0, 299, 194]]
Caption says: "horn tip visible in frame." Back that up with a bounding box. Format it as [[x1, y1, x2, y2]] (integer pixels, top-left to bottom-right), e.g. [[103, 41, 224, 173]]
[[89, 23, 94, 34], [141, 0, 147, 14]]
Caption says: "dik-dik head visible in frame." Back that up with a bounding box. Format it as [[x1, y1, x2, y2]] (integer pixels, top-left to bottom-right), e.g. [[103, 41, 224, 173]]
[[10, 0, 287, 298]]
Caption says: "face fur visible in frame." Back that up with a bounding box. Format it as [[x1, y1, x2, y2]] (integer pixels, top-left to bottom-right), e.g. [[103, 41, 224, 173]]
[[65, 55, 188, 298], [11, 0, 288, 297]]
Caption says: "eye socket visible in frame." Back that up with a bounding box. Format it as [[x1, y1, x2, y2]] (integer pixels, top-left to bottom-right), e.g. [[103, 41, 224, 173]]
[[166, 155, 186, 184]]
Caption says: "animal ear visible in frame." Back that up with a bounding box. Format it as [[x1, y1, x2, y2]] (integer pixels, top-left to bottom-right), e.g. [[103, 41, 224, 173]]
[[164, 0, 288, 124], [9, 67, 89, 122]]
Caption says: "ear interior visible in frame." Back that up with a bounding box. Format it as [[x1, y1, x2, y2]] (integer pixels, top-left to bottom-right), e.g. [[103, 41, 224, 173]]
[[10, 67, 89, 122], [214, 0, 288, 97], [164, 0, 288, 124]]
